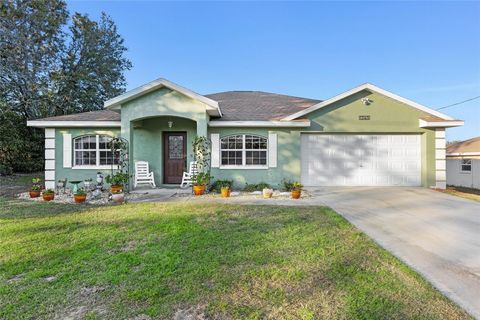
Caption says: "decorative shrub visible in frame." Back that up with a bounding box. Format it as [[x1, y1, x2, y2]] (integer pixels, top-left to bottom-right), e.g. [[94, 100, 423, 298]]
[[243, 182, 271, 192], [210, 179, 233, 193], [105, 172, 129, 186], [194, 172, 213, 186], [281, 179, 295, 191]]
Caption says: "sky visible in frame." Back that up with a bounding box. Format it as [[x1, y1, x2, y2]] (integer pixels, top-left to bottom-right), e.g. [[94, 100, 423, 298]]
[[68, 1, 480, 142]]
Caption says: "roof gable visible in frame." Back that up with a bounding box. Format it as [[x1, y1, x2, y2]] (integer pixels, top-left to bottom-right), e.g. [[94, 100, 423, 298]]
[[282, 83, 455, 121], [104, 78, 222, 117]]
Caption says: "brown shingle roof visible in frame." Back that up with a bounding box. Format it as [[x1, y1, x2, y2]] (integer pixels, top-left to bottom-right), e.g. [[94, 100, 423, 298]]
[[447, 137, 480, 154], [205, 91, 321, 121], [35, 110, 120, 121]]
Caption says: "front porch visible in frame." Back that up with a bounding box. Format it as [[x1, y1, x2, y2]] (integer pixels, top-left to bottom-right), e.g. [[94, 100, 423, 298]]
[[128, 116, 200, 189]]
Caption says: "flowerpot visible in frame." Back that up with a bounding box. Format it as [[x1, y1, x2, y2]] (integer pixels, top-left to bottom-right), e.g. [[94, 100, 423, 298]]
[[193, 185, 205, 196], [262, 188, 273, 199], [111, 193, 124, 204], [43, 193, 55, 201], [111, 185, 123, 193], [221, 188, 231, 198], [74, 194, 87, 203], [29, 190, 40, 198], [291, 189, 301, 199]]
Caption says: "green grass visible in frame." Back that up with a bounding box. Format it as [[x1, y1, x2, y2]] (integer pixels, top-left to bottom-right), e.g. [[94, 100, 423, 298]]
[[0, 198, 471, 319]]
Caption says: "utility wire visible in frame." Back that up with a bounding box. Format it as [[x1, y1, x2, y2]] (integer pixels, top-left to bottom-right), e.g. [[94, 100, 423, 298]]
[[436, 95, 480, 110]]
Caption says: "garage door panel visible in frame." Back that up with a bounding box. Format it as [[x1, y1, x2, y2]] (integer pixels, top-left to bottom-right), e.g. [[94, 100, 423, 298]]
[[301, 134, 421, 186]]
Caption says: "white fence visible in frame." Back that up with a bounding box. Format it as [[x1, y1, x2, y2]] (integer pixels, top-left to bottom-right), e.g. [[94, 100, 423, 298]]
[[446, 159, 480, 189]]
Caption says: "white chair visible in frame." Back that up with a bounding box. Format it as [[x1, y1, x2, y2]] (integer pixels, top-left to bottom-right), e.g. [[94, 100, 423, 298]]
[[180, 161, 198, 188], [134, 161, 156, 188]]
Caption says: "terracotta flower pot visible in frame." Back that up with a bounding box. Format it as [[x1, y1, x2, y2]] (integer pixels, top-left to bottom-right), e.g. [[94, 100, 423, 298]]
[[193, 185, 205, 196], [221, 188, 231, 198], [110, 185, 123, 193], [74, 194, 87, 203], [291, 189, 301, 199], [43, 193, 55, 201], [29, 190, 40, 198], [111, 193, 125, 204]]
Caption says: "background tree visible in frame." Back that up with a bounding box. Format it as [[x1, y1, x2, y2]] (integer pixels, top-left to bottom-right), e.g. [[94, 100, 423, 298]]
[[0, 0, 132, 174]]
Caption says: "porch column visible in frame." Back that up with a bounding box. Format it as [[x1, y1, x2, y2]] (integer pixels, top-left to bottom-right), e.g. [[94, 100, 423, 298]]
[[195, 115, 208, 137]]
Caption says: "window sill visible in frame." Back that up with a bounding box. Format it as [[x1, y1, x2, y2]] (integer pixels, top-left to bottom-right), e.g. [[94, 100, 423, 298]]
[[72, 165, 114, 170], [460, 171, 472, 174], [219, 165, 268, 170]]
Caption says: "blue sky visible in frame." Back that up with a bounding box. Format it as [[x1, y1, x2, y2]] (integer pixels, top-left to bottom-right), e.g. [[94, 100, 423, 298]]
[[68, 1, 480, 142]]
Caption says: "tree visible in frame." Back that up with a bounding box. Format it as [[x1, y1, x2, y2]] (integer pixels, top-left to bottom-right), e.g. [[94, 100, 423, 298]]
[[52, 12, 132, 114], [0, 0, 132, 174], [0, 0, 68, 119]]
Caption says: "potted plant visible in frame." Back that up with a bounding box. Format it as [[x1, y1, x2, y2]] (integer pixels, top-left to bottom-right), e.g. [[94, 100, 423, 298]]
[[105, 172, 129, 193], [111, 190, 125, 204], [193, 172, 213, 196], [262, 187, 273, 199], [220, 185, 231, 198], [29, 178, 42, 198], [74, 188, 87, 203], [42, 189, 55, 201], [291, 182, 303, 199]]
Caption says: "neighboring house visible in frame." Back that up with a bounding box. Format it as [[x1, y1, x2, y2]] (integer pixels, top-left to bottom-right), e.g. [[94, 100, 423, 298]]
[[27, 78, 464, 190], [446, 137, 480, 189]]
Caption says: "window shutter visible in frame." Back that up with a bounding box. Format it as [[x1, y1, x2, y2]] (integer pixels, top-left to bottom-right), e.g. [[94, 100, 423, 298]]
[[63, 134, 72, 168], [268, 133, 277, 168], [211, 133, 220, 168]]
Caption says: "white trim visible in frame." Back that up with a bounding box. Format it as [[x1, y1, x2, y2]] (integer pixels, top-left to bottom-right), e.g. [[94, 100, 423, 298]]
[[45, 170, 55, 181], [28, 120, 121, 128], [435, 138, 446, 149], [435, 159, 446, 170], [72, 165, 113, 170], [210, 133, 220, 168], [45, 159, 55, 170], [45, 181, 55, 189], [419, 119, 464, 128], [460, 159, 472, 173], [45, 138, 55, 149], [447, 152, 480, 156], [219, 165, 268, 170], [45, 128, 55, 138], [268, 133, 277, 168], [45, 149, 55, 160], [282, 83, 456, 121], [435, 129, 446, 138], [209, 120, 310, 127], [104, 78, 222, 117], [63, 134, 72, 168]]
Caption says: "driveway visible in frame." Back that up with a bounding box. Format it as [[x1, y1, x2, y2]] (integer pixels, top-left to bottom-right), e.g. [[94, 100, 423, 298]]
[[310, 187, 480, 319]]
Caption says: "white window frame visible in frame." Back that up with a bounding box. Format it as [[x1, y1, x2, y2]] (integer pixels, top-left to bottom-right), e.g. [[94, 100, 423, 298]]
[[72, 134, 116, 170], [460, 158, 472, 173], [220, 134, 268, 170]]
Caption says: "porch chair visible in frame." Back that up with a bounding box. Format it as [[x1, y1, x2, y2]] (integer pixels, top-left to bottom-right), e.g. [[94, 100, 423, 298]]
[[180, 161, 198, 189], [134, 161, 156, 188]]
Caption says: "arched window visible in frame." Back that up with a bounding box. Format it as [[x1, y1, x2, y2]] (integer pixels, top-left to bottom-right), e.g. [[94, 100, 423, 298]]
[[73, 135, 119, 167], [220, 135, 267, 167]]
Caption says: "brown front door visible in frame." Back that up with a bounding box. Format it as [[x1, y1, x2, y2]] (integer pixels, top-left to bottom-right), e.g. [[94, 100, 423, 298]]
[[163, 132, 187, 184]]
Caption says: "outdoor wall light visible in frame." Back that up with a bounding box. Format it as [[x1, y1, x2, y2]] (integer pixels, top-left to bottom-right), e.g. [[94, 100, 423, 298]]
[[361, 98, 373, 106], [168, 120, 173, 128]]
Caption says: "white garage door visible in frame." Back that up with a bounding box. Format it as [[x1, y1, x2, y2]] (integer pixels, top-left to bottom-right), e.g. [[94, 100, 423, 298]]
[[301, 134, 421, 186]]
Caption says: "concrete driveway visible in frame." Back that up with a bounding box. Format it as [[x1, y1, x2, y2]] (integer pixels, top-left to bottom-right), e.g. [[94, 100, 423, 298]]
[[309, 187, 480, 319]]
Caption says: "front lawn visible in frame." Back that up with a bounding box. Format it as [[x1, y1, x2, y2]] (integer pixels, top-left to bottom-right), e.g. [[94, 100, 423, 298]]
[[0, 198, 470, 319]]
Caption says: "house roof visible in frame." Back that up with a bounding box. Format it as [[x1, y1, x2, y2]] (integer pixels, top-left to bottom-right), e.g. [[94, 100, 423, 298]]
[[447, 137, 480, 155], [36, 110, 121, 122], [205, 91, 321, 121]]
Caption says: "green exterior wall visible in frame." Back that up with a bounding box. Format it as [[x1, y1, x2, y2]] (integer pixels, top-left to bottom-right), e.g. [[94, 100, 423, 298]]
[[54, 127, 121, 184], [47, 88, 439, 189]]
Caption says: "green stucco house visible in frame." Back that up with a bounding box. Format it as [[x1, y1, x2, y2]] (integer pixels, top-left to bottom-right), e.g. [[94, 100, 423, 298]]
[[27, 78, 463, 190]]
